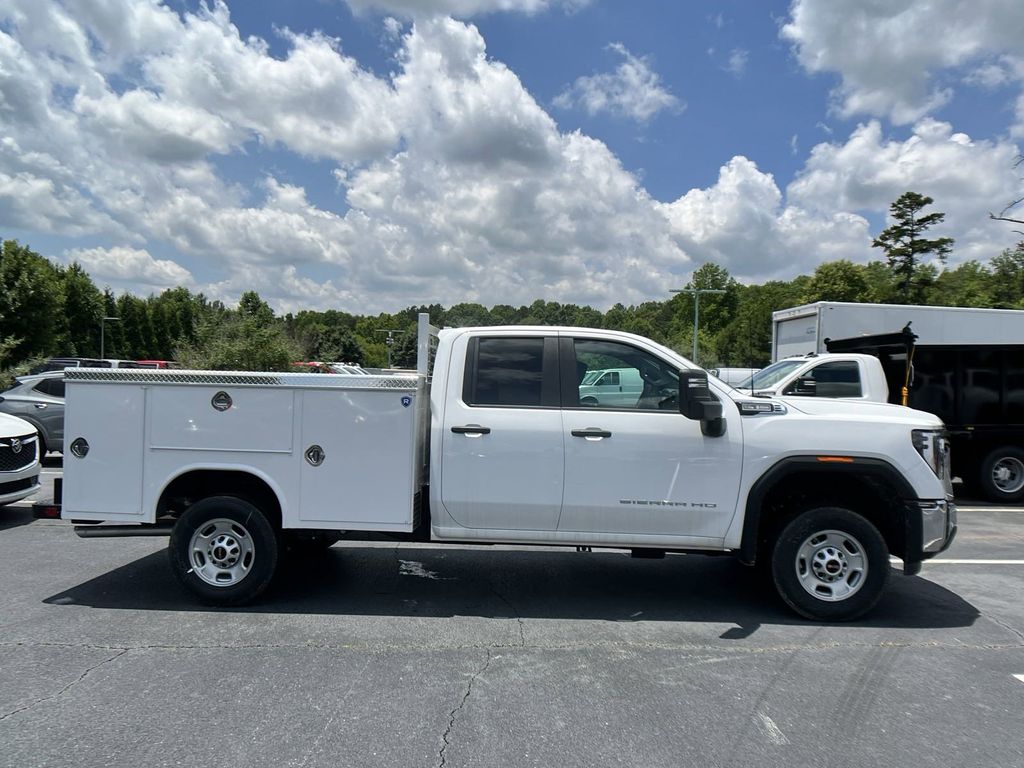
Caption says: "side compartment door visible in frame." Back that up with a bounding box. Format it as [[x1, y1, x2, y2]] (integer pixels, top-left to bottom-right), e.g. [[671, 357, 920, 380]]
[[439, 335, 564, 531], [558, 336, 743, 539]]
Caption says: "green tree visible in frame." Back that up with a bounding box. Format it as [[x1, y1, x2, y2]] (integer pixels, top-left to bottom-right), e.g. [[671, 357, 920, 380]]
[[666, 263, 738, 364], [116, 294, 155, 359], [176, 306, 300, 371], [989, 243, 1024, 308], [238, 290, 275, 326], [0, 240, 63, 361], [801, 260, 870, 303], [714, 279, 807, 368], [859, 260, 897, 303], [926, 260, 993, 307], [58, 262, 104, 356], [872, 192, 954, 304]]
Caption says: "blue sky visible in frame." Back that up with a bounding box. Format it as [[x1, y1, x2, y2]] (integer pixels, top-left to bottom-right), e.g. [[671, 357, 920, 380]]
[[1, 0, 1023, 313]]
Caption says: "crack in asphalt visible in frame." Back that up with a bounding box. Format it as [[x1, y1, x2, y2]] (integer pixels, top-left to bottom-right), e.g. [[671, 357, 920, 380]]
[[487, 582, 526, 647], [985, 613, 1024, 643], [0, 648, 129, 722], [438, 649, 492, 768]]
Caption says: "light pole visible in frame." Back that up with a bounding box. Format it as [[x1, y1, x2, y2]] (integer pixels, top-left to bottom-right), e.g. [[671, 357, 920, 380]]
[[100, 316, 120, 360], [670, 288, 726, 364], [375, 329, 404, 369]]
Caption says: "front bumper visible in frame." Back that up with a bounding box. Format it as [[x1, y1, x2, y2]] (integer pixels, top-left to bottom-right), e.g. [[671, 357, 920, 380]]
[[902, 497, 957, 575], [0, 465, 41, 505]]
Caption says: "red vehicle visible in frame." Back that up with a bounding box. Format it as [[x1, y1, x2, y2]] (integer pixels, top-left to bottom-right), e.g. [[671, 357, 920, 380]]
[[291, 361, 334, 373], [134, 360, 180, 369]]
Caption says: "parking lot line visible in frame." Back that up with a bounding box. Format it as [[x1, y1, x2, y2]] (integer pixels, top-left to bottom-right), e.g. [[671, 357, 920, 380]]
[[892, 558, 1024, 565], [956, 506, 1024, 513]]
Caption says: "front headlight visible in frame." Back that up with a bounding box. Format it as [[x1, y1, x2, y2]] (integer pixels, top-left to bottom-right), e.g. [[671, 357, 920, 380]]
[[912, 429, 951, 487]]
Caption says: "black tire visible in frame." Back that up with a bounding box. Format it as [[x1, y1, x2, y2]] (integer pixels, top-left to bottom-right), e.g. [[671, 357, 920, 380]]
[[978, 447, 1024, 503], [169, 495, 278, 606], [770, 506, 889, 621]]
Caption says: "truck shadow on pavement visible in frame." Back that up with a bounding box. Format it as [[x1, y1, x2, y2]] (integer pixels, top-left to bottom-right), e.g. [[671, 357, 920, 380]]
[[0, 507, 37, 531], [42, 544, 979, 631]]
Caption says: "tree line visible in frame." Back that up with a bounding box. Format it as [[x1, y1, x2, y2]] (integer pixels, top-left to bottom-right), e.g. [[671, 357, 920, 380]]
[[2, 192, 1023, 374]]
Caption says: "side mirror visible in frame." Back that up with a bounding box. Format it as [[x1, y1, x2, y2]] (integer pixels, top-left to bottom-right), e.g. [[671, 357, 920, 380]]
[[789, 376, 817, 396], [679, 370, 725, 437]]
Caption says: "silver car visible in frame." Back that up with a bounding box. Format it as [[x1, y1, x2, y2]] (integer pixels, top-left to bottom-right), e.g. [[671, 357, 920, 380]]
[[0, 371, 65, 455]]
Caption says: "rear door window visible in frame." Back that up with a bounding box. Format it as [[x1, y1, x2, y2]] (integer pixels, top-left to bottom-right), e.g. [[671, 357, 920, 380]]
[[463, 337, 557, 407]]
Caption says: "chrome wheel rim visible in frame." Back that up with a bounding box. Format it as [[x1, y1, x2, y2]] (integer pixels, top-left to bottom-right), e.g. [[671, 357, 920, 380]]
[[188, 518, 255, 587], [795, 529, 867, 602], [991, 456, 1024, 494]]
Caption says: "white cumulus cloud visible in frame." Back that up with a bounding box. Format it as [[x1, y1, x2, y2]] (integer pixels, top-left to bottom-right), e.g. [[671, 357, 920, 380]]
[[782, 0, 1024, 130], [660, 157, 871, 280], [554, 42, 682, 123], [343, 0, 589, 19], [788, 119, 1021, 262], [66, 246, 193, 292]]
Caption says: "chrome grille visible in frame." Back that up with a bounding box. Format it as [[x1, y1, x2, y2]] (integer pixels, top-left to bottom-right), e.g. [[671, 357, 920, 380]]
[[0, 436, 38, 472]]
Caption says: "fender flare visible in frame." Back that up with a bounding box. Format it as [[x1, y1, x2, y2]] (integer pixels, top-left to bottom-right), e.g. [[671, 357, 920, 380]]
[[154, 462, 289, 522], [739, 456, 916, 565]]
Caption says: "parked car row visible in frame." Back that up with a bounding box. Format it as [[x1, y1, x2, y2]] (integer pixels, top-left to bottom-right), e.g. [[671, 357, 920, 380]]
[[0, 371, 64, 456], [29, 357, 178, 374]]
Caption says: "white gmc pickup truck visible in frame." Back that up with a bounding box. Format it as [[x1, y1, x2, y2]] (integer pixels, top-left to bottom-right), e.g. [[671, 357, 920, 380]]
[[53, 315, 956, 620]]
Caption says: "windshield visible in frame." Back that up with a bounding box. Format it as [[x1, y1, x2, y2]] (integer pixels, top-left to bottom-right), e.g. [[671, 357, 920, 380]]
[[737, 359, 805, 389], [580, 370, 602, 385]]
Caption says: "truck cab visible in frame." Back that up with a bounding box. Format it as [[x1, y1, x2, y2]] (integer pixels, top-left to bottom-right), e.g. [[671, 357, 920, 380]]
[[737, 353, 889, 402]]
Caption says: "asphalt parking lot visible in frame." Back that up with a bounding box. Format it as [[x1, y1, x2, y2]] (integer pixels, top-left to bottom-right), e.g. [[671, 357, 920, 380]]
[[1, 465, 1022, 768]]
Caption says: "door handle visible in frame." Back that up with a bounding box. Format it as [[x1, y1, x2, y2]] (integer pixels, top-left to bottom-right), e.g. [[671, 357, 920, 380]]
[[451, 424, 491, 435], [571, 428, 612, 439], [34, 403, 48, 410]]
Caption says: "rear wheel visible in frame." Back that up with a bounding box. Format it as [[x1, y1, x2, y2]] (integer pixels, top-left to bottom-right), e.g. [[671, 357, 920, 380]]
[[770, 506, 889, 621], [169, 495, 278, 606], [979, 447, 1024, 503]]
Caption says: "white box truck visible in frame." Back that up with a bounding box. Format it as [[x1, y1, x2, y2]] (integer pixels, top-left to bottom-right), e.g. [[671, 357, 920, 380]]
[[43, 315, 957, 621], [771, 301, 1024, 359], [768, 302, 1024, 502]]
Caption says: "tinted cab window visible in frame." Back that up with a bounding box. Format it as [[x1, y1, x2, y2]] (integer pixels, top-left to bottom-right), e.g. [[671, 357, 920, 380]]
[[785, 361, 862, 398], [464, 337, 548, 407]]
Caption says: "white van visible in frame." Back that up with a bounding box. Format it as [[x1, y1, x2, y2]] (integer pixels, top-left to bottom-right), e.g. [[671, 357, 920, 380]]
[[577, 367, 644, 407]]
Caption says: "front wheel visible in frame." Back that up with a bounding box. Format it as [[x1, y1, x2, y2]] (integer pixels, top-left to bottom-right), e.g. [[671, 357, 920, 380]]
[[169, 496, 279, 606], [770, 506, 889, 621]]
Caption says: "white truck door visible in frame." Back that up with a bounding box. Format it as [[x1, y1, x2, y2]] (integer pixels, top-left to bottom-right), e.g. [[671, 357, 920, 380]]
[[439, 335, 563, 531], [559, 336, 743, 539]]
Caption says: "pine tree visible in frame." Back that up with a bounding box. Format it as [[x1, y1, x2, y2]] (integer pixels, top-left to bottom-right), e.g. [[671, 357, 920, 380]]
[[872, 192, 954, 304]]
